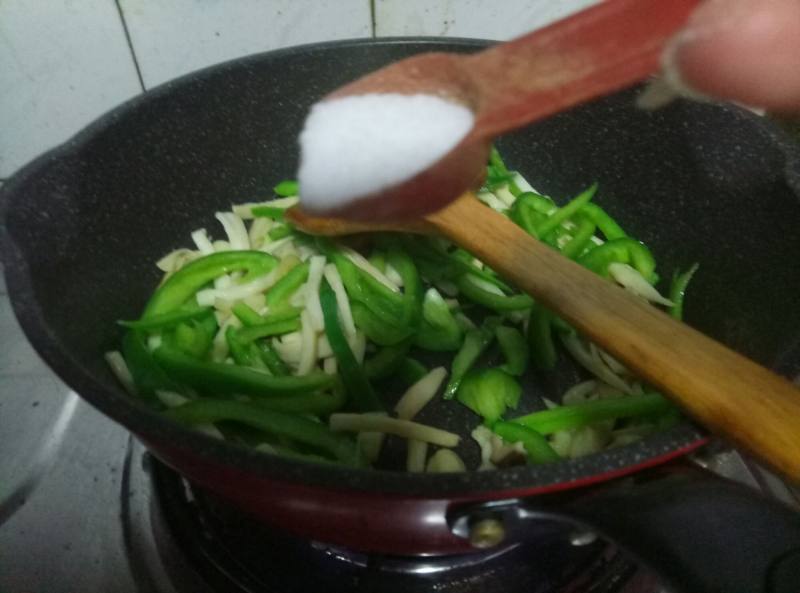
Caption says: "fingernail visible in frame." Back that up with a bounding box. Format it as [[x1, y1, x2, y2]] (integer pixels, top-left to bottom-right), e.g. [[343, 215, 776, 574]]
[[639, 0, 755, 110], [681, 0, 755, 41]]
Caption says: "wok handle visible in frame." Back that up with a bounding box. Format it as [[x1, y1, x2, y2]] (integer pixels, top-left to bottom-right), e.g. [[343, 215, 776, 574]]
[[449, 465, 800, 593]]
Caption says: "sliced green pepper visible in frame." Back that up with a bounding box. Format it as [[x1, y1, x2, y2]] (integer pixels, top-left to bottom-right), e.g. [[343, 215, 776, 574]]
[[235, 315, 301, 343], [121, 330, 178, 400], [535, 183, 598, 242], [368, 250, 387, 273], [251, 206, 286, 221], [457, 368, 521, 424], [492, 421, 560, 463], [119, 306, 213, 331], [669, 263, 699, 321], [511, 393, 672, 435], [153, 344, 334, 396], [171, 316, 216, 359], [143, 251, 277, 317], [256, 340, 290, 376], [351, 303, 414, 346], [581, 203, 627, 240], [225, 325, 256, 366], [268, 224, 293, 241], [398, 357, 428, 386], [528, 305, 557, 371], [250, 387, 346, 416], [164, 399, 359, 464], [414, 288, 464, 351], [560, 214, 597, 260], [273, 179, 299, 197], [320, 279, 383, 412], [496, 325, 529, 376], [457, 274, 533, 312], [443, 320, 498, 400], [364, 341, 411, 380], [264, 261, 309, 307], [231, 302, 265, 327], [510, 193, 549, 236], [577, 237, 657, 283], [386, 247, 423, 330]]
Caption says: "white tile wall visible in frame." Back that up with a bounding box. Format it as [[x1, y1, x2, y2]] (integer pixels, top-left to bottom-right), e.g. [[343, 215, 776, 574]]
[[0, 0, 597, 180], [375, 0, 600, 40], [119, 0, 373, 88], [0, 0, 143, 178]]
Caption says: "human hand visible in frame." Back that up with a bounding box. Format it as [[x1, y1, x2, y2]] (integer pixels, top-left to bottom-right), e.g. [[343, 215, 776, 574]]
[[665, 0, 800, 112]]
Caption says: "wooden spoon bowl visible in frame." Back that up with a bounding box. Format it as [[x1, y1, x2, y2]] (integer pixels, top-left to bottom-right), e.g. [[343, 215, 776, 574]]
[[313, 0, 701, 221]]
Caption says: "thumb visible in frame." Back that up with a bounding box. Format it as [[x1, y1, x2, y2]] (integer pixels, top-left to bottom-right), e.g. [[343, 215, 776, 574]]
[[667, 0, 800, 113]]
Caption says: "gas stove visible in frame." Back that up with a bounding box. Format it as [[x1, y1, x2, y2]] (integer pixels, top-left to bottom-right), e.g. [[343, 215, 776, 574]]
[[1, 269, 798, 593]]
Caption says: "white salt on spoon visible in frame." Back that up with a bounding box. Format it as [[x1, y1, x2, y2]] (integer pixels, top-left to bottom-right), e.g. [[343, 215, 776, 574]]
[[297, 93, 474, 213]]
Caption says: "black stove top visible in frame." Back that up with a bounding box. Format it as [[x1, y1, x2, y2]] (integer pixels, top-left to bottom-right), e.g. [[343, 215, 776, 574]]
[[2, 279, 798, 592]]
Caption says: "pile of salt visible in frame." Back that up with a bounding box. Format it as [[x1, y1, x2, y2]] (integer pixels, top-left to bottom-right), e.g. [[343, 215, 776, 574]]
[[297, 93, 474, 212]]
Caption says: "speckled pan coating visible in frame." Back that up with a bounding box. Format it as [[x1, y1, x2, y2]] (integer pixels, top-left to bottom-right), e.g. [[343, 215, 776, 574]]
[[2, 38, 800, 497]]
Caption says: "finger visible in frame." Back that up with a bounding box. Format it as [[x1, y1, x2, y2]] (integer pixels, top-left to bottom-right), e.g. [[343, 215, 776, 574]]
[[669, 0, 800, 112]]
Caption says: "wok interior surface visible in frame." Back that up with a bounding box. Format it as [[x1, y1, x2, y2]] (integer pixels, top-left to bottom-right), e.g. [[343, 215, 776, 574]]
[[3, 39, 800, 493]]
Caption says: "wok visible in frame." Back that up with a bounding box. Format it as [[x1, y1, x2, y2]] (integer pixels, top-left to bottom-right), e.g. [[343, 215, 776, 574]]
[[3, 38, 800, 593]]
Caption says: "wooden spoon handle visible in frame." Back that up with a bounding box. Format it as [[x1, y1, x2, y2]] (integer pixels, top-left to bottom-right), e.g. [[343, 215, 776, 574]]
[[427, 196, 800, 482], [467, 0, 701, 138]]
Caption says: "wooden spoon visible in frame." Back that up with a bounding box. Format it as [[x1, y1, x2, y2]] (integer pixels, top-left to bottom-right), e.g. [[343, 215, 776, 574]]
[[315, 0, 701, 221], [288, 194, 800, 482]]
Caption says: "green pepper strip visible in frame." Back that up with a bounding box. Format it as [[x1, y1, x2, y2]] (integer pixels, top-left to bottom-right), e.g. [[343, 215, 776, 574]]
[[489, 146, 510, 174], [121, 330, 178, 400], [231, 302, 264, 327], [236, 316, 301, 343], [171, 315, 216, 359], [580, 203, 627, 240], [119, 306, 213, 331], [577, 237, 657, 283], [399, 237, 511, 292], [511, 393, 672, 435], [492, 421, 560, 463], [364, 342, 411, 380], [273, 179, 299, 197], [330, 252, 405, 325], [351, 303, 414, 346], [535, 183, 598, 241], [268, 224, 293, 241], [668, 263, 699, 321], [143, 251, 277, 317], [496, 325, 529, 376], [256, 341, 290, 376], [387, 248, 423, 329], [449, 249, 509, 289], [251, 206, 286, 221], [264, 262, 309, 307], [250, 387, 346, 416], [398, 358, 428, 386], [320, 280, 383, 412], [560, 215, 597, 260], [528, 305, 557, 371], [164, 399, 359, 464], [153, 344, 334, 396], [457, 274, 533, 312], [510, 192, 551, 236], [443, 321, 497, 400], [415, 289, 464, 352], [368, 251, 387, 273], [226, 326, 256, 366]]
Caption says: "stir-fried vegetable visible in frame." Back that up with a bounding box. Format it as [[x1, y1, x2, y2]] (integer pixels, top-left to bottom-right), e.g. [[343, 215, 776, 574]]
[[108, 151, 697, 471]]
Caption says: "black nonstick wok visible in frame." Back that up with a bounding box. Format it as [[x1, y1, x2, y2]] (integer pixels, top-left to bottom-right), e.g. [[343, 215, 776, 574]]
[[3, 38, 800, 593]]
